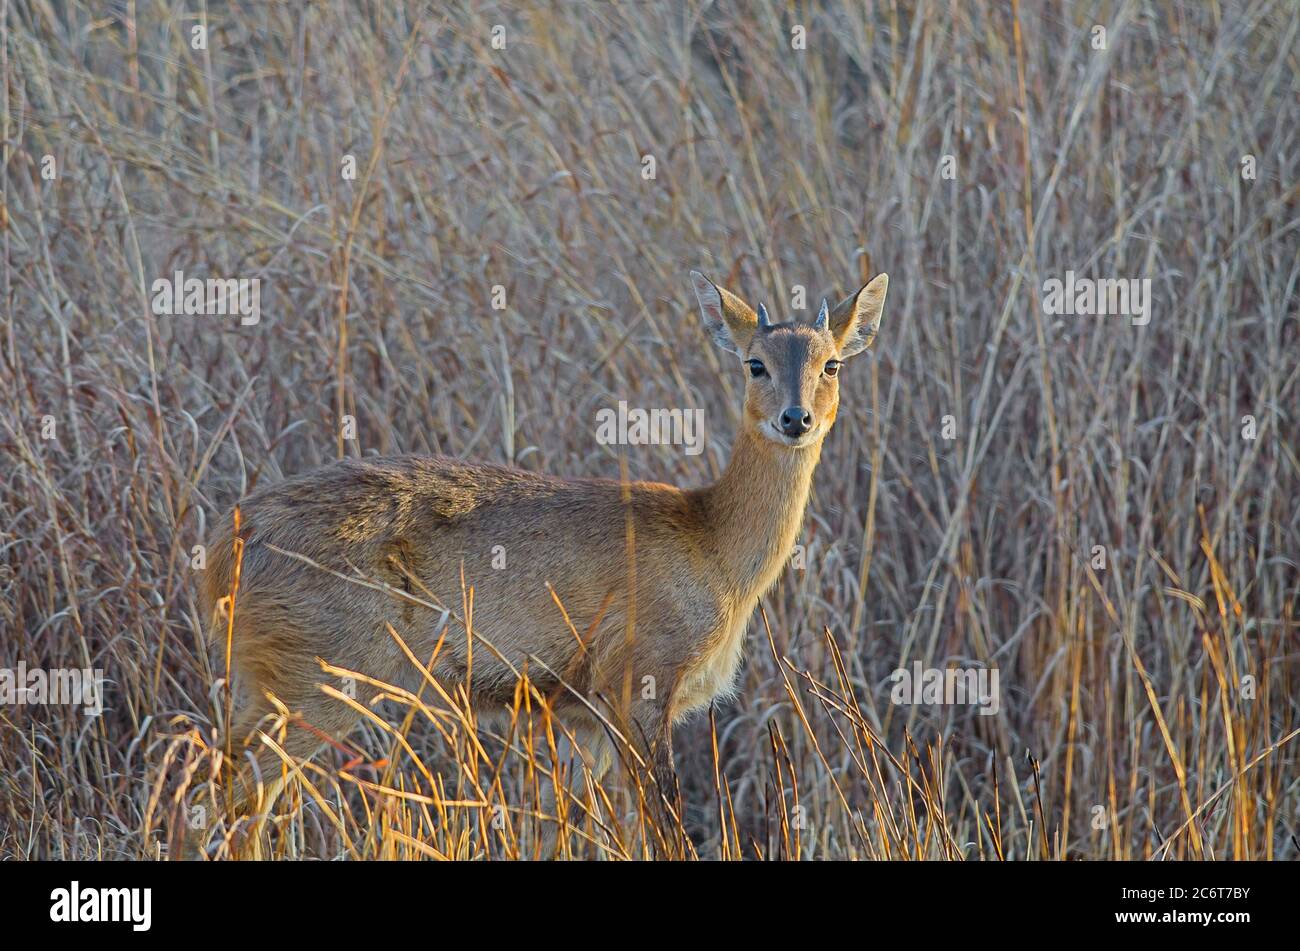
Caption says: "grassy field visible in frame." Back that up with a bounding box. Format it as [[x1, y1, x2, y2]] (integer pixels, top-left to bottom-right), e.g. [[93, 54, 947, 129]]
[[1, 0, 1297, 860]]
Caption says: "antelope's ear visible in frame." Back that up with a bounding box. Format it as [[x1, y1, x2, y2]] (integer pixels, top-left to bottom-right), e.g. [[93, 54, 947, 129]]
[[829, 273, 888, 358], [690, 270, 758, 356]]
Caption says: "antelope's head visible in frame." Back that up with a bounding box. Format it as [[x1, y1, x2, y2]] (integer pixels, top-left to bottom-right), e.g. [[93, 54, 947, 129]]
[[690, 270, 889, 449]]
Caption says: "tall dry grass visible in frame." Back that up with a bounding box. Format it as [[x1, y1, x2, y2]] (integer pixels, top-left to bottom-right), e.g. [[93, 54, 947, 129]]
[[1, 0, 1296, 860]]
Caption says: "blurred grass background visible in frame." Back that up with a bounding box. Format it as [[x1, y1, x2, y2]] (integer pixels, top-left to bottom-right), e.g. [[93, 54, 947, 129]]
[[1, 0, 1297, 859]]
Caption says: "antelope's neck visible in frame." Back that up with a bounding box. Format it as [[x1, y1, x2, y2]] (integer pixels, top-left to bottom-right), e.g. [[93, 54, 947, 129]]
[[701, 427, 823, 604]]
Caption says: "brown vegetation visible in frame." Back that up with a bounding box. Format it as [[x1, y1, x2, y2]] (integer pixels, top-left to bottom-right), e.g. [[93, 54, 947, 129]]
[[1, 1, 1296, 859]]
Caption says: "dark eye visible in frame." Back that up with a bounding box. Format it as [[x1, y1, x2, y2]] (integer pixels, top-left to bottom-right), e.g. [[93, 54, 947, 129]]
[[824, 360, 841, 377], [746, 359, 767, 378]]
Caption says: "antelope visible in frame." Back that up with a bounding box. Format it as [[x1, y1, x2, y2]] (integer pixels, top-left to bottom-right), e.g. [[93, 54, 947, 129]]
[[199, 269, 888, 853]]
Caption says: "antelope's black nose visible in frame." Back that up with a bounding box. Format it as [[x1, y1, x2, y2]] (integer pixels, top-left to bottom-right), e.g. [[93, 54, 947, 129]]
[[779, 406, 813, 437]]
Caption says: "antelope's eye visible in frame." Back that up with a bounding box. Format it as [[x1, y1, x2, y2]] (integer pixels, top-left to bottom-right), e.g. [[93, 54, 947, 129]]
[[746, 359, 767, 378], [824, 360, 841, 377]]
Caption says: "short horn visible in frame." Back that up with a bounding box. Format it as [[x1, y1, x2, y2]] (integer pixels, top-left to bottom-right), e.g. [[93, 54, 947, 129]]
[[757, 303, 772, 329], [814, 298, 829, 330]]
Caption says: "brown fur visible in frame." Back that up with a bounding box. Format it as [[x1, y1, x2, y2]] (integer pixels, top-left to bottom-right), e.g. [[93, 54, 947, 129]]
[[200, 271, 888, 838]]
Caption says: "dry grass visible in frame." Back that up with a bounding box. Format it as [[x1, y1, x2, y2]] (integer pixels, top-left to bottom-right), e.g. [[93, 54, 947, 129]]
[[1, 0, 1297, 860]]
